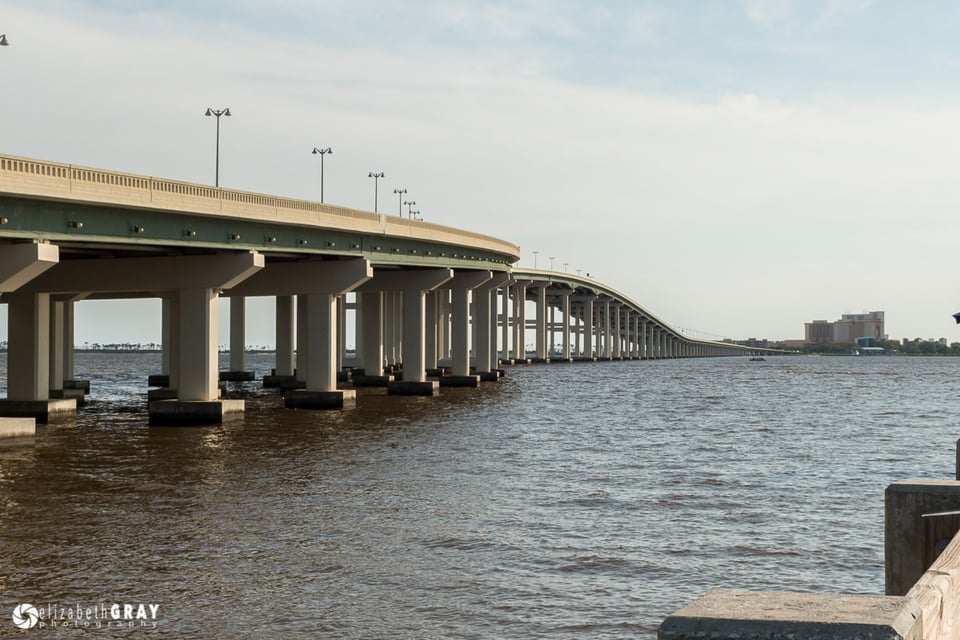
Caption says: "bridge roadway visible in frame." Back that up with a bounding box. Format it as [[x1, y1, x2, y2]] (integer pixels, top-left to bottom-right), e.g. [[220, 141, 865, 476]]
[[0, 153, 768, 427]]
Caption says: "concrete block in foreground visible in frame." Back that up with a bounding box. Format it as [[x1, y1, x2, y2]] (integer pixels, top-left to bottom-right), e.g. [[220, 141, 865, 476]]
[[0, 399, 77, 423], [352, 374, 394, 387], [477, 371, 501, 382], [0, 417, 36, 438], [439, 375, 481, 388], [658, 589, 920, 640], [149, 399, 244, 426], [219, 370, 255, 382], [387, 381, 439, 396], [284, 390, 356, 409]]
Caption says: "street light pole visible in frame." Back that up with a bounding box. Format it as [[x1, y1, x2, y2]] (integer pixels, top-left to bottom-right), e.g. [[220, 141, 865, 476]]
[[0, 34, 9, 46], [205, 107, 231, 187], [549, 256, 555, 271], [403, 200, 416, 218], [393, 188, 407, 216], [368, 172, 385, 212], [563, 262, 569, 273], [311, 147, 332, 203], [533, 251, 539, 269]]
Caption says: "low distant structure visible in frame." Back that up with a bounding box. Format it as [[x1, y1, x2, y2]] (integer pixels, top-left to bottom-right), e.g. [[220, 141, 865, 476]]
[[805, 310, 885, 345]]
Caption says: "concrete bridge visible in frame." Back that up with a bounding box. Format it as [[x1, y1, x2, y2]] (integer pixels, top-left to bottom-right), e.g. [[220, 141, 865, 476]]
[[0, 153, 771, 426]]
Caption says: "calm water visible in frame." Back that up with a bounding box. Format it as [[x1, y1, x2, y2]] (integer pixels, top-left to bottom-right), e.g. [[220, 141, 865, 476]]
[[0, 354, 958, 638]]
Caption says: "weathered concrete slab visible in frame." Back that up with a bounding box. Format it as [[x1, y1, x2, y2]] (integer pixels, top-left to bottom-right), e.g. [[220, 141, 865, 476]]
[[49, 388, 87, 406], [262, 374, 296, 388], [0, 417, 36, 438], [63, 379, 90, 393], [284, 390, 356, 409], [219, 370, 255, 382], [147, 374, 169, 387], [148, 399, 244, 426], [387, 381, 439, 396], [658, 589, 921, 640], [352, 374, 394, 387], [439, 375, 481, 388], [0, 399, 77, 423], [477, 371, 501, 382]]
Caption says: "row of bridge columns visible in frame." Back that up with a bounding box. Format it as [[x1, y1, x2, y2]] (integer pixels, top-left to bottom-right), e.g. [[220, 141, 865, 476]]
[[0, 244, 740, 427]]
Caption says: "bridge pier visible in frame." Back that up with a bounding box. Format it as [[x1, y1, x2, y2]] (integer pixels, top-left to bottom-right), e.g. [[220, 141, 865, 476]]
[[442, 270, 492, 387], [473, 273, 510, 381], [263, 295, 296, 387], [221, 297, 255, 381], [573, 295, 596, 361], [387, 269, 453, 395], [530, 283, 550, 364], [499, 282, 513, 365], [352, 291, 393, 386]]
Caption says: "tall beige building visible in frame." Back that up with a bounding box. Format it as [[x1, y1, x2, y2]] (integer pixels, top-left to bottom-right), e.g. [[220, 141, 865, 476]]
[[804, 311, 885, 344]]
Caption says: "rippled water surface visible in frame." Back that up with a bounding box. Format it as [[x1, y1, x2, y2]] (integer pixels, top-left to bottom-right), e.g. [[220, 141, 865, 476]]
[[1, 354, 959, 638]]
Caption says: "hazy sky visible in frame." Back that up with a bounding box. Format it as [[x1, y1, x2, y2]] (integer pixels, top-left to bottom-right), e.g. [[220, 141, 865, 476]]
[[3, 0, 960, 344]]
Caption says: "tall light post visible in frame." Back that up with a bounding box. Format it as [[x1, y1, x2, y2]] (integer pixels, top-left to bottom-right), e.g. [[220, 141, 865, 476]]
[[311, 147, 332, 203], [404, 200, 416, 218], [532, 250, 539, 269], [204, 107, 231, 187], [549, 256, 555, 271], [563, 262, 569, 273], [393, 188, 407, 216], [368, 172, 384, 212], [411, 210, 421, 221], [0, 34, 9, 46]]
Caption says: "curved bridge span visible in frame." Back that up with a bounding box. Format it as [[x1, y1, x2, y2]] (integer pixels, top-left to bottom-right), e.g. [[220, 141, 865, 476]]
[[0, 153, 774, 426]]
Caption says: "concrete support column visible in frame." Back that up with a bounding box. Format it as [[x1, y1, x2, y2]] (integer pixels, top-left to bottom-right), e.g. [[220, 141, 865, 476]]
[[353, 291, 393, 386], [512, 282, 529, 362], [167, 296, 181, 387], [532, 284, 549, 363], [302, 293, 338, 392], [63, 301, 75, 383], [602, 300, 613, 359], [354, 269, 451, 395], [337, 295, 346, 373], [48, 299, 64, 394], [223, 297, 254, 381], [296, 295, 309, 383], [472, 273, 509, 381], [443, 271, 493, 386], [386, 269, 453, 394], [575, 296, 595, 360], [223, 259, 371, 405], [385, 291, 401, 368], [548, 303, 556, 356], [424, 290, 440, 372], [262, 295, 296, 387], [230, 297, 246, 373], [2, 290, 76, 422], [439, 290, 451, 364], [559, 291, 573, 361], [613, 304, 623, 359], [499, 286, 509, 362], [574, 312, 581, 357], [177, 287, 221, 402], [7, 291, 50, 401]]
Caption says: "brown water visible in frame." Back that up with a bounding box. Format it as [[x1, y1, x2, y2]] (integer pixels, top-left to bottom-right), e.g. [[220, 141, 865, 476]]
[[0, 353, 958, 638]]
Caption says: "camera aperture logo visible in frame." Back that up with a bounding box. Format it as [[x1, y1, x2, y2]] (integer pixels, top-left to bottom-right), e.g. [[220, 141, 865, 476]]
[[11, 601, 161, 631], [12, 604, 39, 629]]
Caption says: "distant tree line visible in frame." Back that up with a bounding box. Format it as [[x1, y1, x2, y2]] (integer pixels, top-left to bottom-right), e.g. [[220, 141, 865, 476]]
[[802, 339, 960, 356]]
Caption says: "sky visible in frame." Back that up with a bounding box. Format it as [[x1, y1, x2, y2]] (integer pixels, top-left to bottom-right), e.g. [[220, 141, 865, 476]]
[[3, 0, 960, 345]]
